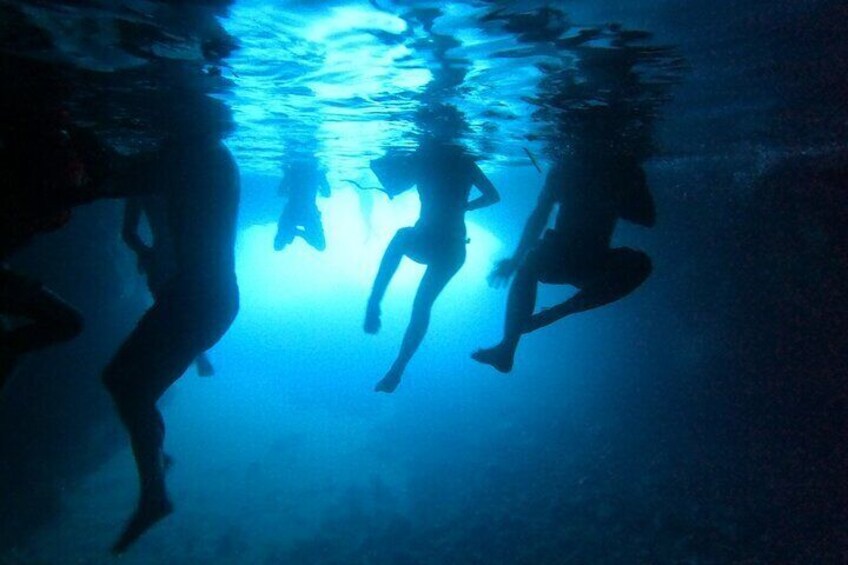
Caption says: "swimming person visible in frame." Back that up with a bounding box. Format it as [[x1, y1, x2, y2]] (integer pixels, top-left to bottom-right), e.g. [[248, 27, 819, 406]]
[[472, 145, 655, 373], [122, 196, 215, 376], [0, 107, 114, 392], [102, 123, 239, 553], [274, 155, 331, 252], [365, 125, 500, 393]]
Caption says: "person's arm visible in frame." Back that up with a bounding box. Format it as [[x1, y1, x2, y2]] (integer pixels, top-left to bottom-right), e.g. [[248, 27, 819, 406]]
[[121, 198, 155, 273], [488, 175, 556, 286], [466, 162, 500, 211], [510, 182, 555, 264]]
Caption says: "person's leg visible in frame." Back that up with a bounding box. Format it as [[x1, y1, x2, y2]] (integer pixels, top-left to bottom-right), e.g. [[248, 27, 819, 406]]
[[274, 209, 297, 251], [472, 258, 540, 373], [1, 269, 83, 390], [375, 254, 463, 393], [105, 278, 238, 551], [365, 228, 412, 334], [2, 276, 83, 355], [525, 248, 651, 333], [102, 294, 199, 554], [300, 210, 326, 251], [103, 301, 190, 553]]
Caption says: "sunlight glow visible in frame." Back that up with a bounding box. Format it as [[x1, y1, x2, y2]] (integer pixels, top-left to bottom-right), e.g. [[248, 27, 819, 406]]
[[236, 189, 502, 311], [304, 6, 408, 42]]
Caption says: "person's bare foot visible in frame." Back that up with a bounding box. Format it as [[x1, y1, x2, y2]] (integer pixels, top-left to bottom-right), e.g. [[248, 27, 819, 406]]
[[374, 367, 401, 393], [471, 345, 514, 373], [111, 493, 173, 554]]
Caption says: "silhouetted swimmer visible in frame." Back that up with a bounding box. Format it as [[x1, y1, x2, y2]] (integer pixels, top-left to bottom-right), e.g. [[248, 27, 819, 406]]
[[365, 140, 500, 392], [0, 269, 83, 391], [473, 147, 654, 373], [123, 196, 215, 377], [274, 156, 331, 252], [0, 110, 113, 392], [102, 132, 239, 553]]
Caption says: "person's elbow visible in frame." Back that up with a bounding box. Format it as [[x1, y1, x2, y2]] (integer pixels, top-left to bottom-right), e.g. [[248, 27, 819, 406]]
[[473, 194, 501, 209]]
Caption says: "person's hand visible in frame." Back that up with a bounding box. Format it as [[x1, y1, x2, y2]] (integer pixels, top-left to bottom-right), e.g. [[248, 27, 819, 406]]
[[487, 258, 517, 288]]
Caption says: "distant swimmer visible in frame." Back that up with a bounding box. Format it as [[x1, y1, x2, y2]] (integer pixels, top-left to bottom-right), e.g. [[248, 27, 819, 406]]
[[274, 155, 331, 252], [123, 196, 215, 376], [101, 128, 239, 553], [0, 107, 114, 392], [473, 145, 655, 373], [365, 128, 500, 393]]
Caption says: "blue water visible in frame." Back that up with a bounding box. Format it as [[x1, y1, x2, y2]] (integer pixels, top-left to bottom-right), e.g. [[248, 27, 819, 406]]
[[1, 1, 846, 563]]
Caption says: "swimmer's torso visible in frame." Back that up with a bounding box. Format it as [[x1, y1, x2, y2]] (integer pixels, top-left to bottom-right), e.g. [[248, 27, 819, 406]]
[[158, 139, 239, 289], [282, 163, 323, 203], [413, 144, 476, 239], [546, 154, 628, 253]]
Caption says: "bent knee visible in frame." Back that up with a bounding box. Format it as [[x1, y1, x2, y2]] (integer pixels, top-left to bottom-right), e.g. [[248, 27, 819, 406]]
[[632, 251, 652, 283], [391, 227, 413, 245], [519, 251, 545, 281], [614, 249, 652, 286]]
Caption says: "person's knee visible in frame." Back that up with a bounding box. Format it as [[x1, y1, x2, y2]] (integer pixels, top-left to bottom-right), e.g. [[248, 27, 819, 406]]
[[631, 251, 652, 285], [410, 295, 434, 323], [390, 227, 413, 249], [618, 249, 652, 288], [516, 255, 541, 284]]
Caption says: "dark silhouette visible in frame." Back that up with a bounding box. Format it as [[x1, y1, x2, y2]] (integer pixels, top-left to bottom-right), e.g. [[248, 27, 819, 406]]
[[473, 145, 654, 373], [0, 110, 113, 392], [102, 132, 239, 553], [274, 156, 331, 252], [365, 137, 500, 393], [0, 270, 82, 392], [123, 196, 215, 376]]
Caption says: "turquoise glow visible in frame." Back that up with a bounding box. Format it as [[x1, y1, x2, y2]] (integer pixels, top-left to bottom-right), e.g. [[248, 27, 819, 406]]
[[236, 188, 503, 310]]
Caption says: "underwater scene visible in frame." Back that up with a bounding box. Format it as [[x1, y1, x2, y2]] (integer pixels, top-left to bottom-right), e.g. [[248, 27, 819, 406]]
[[0, 0, 845, 563]]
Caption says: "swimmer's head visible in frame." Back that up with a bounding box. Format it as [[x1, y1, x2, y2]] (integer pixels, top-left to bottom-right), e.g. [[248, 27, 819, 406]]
[[415, 103, 468, 143]]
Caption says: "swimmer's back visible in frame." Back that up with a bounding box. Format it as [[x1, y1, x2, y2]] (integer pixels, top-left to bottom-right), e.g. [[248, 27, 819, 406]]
[[415, 144, 477, 235], [163, 140, 239, 287]]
